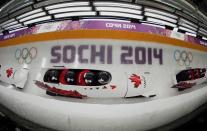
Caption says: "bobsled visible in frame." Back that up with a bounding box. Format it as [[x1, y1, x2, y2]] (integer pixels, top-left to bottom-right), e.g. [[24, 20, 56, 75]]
[[35, 67, 156, 98], [172, 68, 207, 91], [0, 65, 29, 89]]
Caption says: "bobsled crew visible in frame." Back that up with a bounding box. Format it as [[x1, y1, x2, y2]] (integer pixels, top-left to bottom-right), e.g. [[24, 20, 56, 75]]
[[1, 66, 206, 99], [173, 68, 207, 91]]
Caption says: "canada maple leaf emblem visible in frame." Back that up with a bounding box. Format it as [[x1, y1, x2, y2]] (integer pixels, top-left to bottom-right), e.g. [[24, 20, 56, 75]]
[[6, 68, 13, 78], [129, 74, 142, 88]]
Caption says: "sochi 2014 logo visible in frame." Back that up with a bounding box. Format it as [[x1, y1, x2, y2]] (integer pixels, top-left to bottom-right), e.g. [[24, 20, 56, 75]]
[[173, 50, 193, 66], [15, 47, 37, 64]]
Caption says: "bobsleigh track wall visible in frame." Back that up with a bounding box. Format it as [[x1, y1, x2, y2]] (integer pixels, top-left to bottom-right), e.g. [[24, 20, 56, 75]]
[[0, 0, 207, 131]]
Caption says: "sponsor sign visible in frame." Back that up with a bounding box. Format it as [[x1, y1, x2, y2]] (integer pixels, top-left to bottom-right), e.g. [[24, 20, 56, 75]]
[[0, 20, 206, 47]]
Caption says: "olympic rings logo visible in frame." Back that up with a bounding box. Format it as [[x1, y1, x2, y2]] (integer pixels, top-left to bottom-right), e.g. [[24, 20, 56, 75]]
[[15, 47, 37, 64], [173, 50, 193, 66]]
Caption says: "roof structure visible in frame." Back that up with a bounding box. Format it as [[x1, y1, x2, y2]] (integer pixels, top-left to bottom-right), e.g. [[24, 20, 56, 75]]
[[0, 0, 206, 38]]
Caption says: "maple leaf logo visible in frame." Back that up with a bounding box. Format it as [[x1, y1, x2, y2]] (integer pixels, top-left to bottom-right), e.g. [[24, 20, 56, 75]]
[[129, 74, 142, 88], [6, 68, 13, 78], [110, 85, 116, 90]]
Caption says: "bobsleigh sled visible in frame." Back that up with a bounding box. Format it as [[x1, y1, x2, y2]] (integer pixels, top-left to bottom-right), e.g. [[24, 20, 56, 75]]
[[172, 68, 207, 91], [34, 67, 156, 98], [0, 65, 29, 89]]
